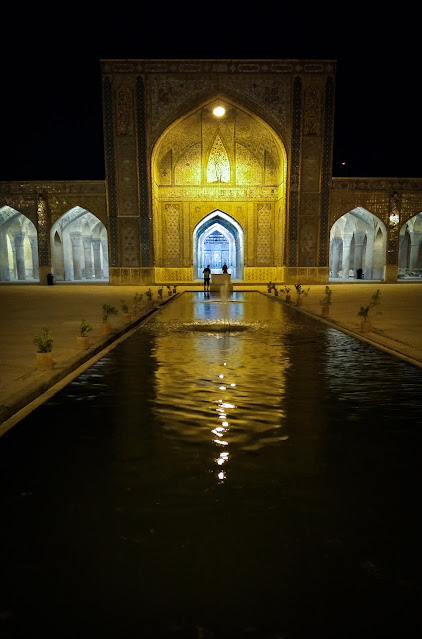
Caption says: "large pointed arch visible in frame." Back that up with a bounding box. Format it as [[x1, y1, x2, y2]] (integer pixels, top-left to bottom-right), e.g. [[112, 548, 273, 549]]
[[193, 210, 244, 280], [50, 206, 109, 281], [329, 207, 387, 281], [151, 95, 287, 281], [0, 206, 39, 282]]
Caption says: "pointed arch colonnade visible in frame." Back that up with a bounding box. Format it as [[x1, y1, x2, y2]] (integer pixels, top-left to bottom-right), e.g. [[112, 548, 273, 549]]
[[0, 205, 109, 282]]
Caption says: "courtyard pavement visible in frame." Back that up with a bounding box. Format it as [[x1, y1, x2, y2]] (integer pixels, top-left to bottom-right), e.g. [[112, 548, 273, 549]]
[[1, 282, 422, 431]]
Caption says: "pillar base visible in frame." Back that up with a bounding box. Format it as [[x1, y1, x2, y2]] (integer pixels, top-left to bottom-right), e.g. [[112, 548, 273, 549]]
[[38, 266, 53, 286], [384, 265, 398, 283]]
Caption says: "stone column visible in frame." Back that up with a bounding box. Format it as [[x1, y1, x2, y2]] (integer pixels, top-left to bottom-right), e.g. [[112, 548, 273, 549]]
[[101, 239, 109, 274], [83, 236, 93, 280], [353, 232, 366, 273], [409, 231, 422, 270], [92, 238, 102, 279], [341, 234, 353, 279], [29, 236, 39, 279], [13, 233, 26, 280], [331, 237, 342, 278], [70, 232, 83, 280], [364, 234, 374, 280]]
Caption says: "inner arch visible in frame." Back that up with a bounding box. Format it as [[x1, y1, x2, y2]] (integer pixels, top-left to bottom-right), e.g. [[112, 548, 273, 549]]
[[193, 210, 244, 280]]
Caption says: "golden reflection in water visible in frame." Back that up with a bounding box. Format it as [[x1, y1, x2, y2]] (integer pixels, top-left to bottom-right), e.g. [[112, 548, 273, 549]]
[[150, 293, 289, 483]]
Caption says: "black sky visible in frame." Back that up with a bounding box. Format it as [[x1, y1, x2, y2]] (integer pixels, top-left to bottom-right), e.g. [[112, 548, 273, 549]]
[[1, 4, 421, 181]]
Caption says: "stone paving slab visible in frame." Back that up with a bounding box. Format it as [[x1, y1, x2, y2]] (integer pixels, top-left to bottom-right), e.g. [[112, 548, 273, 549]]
[[0, 283, 421, 428]]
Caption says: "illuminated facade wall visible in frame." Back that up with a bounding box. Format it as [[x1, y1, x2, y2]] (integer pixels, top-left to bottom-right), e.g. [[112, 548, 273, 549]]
[[1, 61, 422, 285], [101, 59, 337, 285]]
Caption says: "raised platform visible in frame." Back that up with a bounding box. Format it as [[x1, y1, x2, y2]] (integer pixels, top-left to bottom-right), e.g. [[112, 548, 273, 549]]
[[210, 273, 233, 292]]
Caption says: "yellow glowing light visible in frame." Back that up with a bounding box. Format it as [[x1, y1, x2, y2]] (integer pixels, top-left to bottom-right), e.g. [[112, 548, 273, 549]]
[[213, 106, 226, 117]]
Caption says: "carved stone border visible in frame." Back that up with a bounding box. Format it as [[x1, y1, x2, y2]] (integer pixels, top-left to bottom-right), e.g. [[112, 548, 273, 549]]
[[319, 76, 335, 266], [288, 76, 302, 267], [136, 77, 150, 267], [103, 76, 119, 267]]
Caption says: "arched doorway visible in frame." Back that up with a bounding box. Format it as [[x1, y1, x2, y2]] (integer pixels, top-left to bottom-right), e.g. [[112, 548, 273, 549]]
[[398, 212, 422, 279], [0, 206, 39, 282], [193, 210, 244, 279], [50, 207, 109, 282], [329, 207, 386, 281]]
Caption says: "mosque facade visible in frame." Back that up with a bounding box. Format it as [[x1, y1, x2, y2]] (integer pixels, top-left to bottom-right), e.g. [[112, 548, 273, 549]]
[[1, 59, 422, 285]]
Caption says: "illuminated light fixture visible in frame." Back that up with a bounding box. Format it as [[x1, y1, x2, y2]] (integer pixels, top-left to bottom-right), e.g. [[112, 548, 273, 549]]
[[213, 105, 226, 117]]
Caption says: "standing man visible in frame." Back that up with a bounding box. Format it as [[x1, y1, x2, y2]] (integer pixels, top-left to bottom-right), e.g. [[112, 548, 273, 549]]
[[203, 264, 211, 292]]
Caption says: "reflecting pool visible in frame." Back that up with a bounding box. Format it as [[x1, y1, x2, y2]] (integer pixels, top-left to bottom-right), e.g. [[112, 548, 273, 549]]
[[1, 292, 422, 638]]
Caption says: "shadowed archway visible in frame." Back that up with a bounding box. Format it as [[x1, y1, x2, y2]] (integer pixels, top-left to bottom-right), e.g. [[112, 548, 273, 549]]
[[0, 206, 39, 281], [50, 207, 109, 282], [329, 207, 386, 281]]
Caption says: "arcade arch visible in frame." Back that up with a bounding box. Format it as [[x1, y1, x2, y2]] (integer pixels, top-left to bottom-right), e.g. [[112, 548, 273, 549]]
[[50, 207, 109, 281], [329, 207, 386, 281], [398, 212, 422, 279], [0, 206, 39, 282]]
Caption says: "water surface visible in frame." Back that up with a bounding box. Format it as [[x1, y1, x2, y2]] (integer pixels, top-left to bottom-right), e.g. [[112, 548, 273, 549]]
[[1, 292, 421, 638]]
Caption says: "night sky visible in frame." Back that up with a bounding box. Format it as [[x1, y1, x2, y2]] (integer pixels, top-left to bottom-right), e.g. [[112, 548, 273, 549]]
[[1, 5, 421, 182]]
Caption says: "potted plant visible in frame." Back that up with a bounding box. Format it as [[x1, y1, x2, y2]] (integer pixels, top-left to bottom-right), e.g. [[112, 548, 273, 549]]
[[295, 284, 310, 306], [357, 289, 381, 332], [33, 326, 54, 370], [120, 299, 132, 323], [173, 285, 177, 294], [267, 281, 273, 293], [319, 286, 332, 317], [102, 304, 118, 334], [77, 318, 92, 350], [167, 285, 172, 296], [157, 287, 163, 300], [132, 292, 143, 315], [284, 286, 291, 302], [146, 288, 154, 308]]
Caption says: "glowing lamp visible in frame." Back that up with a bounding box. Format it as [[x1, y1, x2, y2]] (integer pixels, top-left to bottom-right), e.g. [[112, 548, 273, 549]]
[[213, 105, 226, 117]]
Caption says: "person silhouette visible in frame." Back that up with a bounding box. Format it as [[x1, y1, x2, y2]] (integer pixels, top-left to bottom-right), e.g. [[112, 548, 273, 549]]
[[222, 263, 228, 274], [203, 264, 211, 291]]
